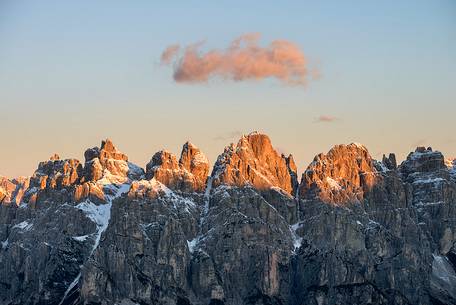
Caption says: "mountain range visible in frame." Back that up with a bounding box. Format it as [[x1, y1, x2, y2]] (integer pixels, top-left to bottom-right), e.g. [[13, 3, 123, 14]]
[[1, 132, 455, 305]]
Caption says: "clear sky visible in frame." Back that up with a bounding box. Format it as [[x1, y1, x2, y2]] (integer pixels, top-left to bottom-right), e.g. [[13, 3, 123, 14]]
[[1, 1, 455, 177]]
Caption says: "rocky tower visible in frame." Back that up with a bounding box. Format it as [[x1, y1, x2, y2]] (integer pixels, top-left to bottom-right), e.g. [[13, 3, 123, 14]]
[[145, 142, 209, 193], [212, 131, 297, 195], [179, 142, 210, 191], [299, 143, 378, 204]]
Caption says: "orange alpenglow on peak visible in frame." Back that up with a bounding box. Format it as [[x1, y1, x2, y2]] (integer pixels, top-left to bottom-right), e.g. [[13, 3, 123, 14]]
[[145, 142, 209, 193], [211, 132, 298, 195], [299, 143, 378, 204], [99, 139, 129, 162], [83, 139, 134, 181]]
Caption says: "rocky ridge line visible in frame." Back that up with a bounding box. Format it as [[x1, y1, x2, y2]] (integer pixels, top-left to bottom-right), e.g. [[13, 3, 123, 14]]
[[0, 133, 455, 305]]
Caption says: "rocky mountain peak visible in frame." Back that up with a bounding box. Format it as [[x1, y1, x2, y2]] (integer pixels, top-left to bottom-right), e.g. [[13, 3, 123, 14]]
[[146, 150, 179, 177], [145, 143, 209, 193], [24, 157, 84, 204], [211, 132, 297, 195], [399, 146, 446, 181], [32, 158, 83, 189], [179, 142, 207, 169], [49, 153, 60, 161], [83, 138, 128, 165], [179, 141, 209, 190], [99, 138, 128, 162], [83, 139, 142, 184], [283, 153, 299, 191], [299, 143, 377, 204], [382, 153, 397, 170], [19, 139, 145, 205], [2, 135, 456, 305]]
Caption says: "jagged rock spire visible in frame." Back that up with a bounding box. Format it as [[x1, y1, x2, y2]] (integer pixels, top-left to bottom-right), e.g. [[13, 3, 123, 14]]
[[299, 143, 377, 204], [211, 132, 297, 195], [145, 142, 209, 193]]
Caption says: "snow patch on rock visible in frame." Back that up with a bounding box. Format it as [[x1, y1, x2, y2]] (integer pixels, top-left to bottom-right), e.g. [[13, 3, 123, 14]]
[[290, 222, 303, 252], [187, 238, 198, 254], [431, 254, 456, 302], [326, 177, 342, 191], [75, 200, 111, 253], [13, 220, 33, 231], [1, 239, 8, 250], [61, 183, 130, 305], [72, 235, 90, 242]]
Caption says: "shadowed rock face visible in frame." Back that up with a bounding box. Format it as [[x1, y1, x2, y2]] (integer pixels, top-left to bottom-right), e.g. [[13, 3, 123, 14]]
[[212, 132, 297, 195], [1, 135, 456, 305]]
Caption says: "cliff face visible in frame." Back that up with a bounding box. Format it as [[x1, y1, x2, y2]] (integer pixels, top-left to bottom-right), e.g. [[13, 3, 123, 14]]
[[212, 132, 297, 195], [299, 143, 377, 204], [0, 134, 455, 305], [145, 142, 209, 193]]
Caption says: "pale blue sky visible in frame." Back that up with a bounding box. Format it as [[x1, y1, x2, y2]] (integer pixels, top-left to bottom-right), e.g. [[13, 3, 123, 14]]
[[1, 1, 455, 176]]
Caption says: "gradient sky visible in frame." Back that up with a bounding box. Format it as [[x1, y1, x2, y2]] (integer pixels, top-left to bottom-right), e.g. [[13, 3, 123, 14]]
[[1, 1, 455, 177]]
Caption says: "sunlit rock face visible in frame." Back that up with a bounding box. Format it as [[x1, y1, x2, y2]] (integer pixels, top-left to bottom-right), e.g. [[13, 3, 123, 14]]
[[179, 142, 210, 192], [145, 142, 209, 193], [22, 155, 84, 205], [17, 139, 145, 205], [0, 176, 29, 205], [210, 132, 299, 223], [188, 133, 298, 305], [1, 135, 456, 305], [212, 132, 297, 195], [298, 143, 378, 204], [83, 138, 144, 184], [72, 139, 144, 202]]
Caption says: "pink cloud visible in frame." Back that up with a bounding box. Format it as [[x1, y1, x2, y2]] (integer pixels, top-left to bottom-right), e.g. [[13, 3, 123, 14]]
[[160, 44, 180, 64], [315, 115, 338, 123], [160, 33, 315, 86]]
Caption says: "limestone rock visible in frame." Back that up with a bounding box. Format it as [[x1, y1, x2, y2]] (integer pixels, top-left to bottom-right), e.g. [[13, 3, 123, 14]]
[[0, 135, 455, 305], [400, 147, 447, 178], [74, 182, 105, 203], [83, 139, 143, 183], [179, 142, 210, 191], [30, 157, 83, 190], [382, 153, 397, 170], [212, 132, 297, 195], [190, 185, 295, 305], [146, 142, 209, 193], [21, 157, 83, 205], [80, 188, 200, 305], [293, 144, 436, 305], [0, 177, 22, 204], [299, 143, 378, 204], [398, 147, 456, 256]]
